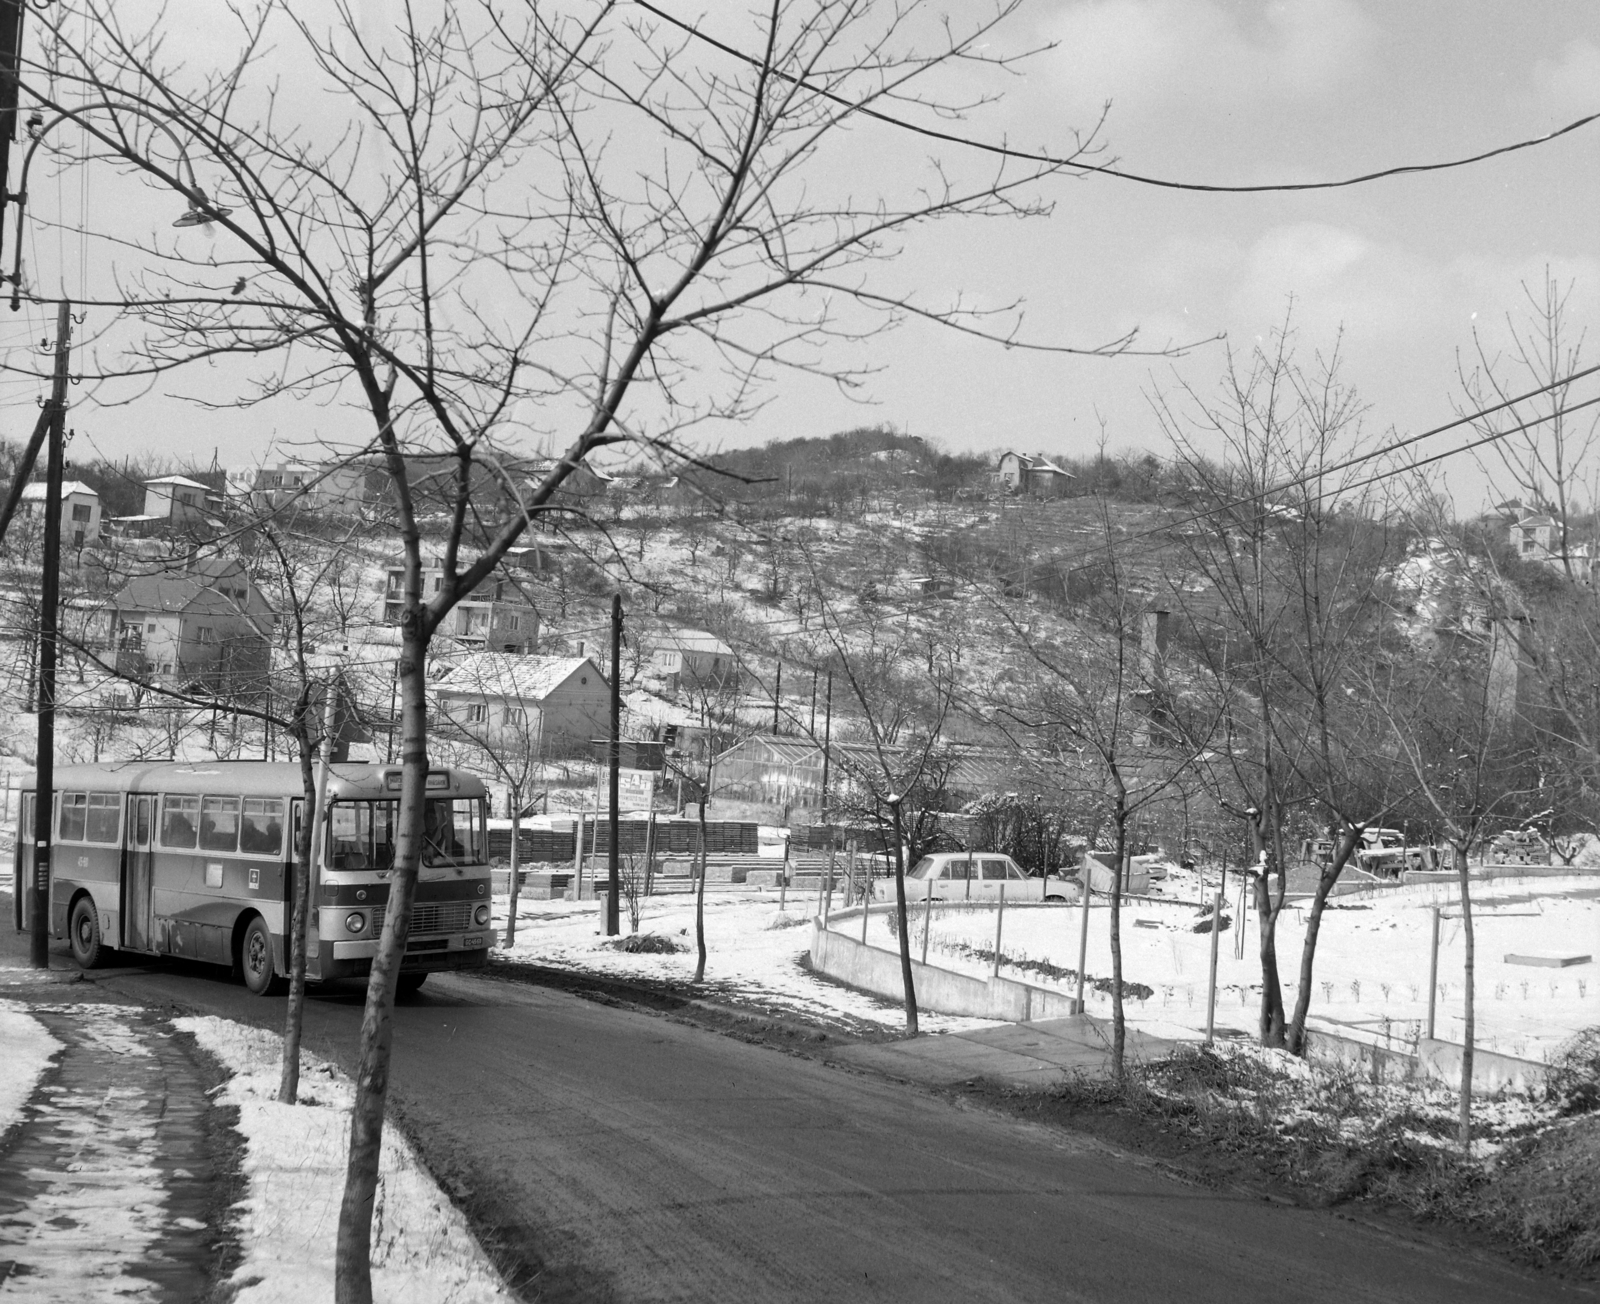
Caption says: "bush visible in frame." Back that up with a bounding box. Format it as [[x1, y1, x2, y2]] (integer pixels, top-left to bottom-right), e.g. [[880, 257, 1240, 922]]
[[1546, 1028, 1600, 1115]]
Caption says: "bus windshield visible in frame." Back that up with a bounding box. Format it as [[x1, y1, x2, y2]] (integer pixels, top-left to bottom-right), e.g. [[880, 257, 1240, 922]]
[[327, 799, 484, 870]]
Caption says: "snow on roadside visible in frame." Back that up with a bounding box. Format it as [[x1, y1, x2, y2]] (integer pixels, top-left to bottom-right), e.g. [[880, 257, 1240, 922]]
[[176, 1016, 509, 1304], [0, 997, 61, 1131]]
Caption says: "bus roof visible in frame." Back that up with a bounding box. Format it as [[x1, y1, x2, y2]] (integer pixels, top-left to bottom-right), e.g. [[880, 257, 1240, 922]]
[[42, 761, 489, 801]]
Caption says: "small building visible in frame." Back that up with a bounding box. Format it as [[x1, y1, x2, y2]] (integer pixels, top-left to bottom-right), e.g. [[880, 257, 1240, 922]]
[[1499, 504, 1600, 582], [250, 460, 375, 515], [651, 629, 737, 695], [110, 556, 273, 693], [623, 688, 710, 760], [912, 574, 956, 601], [431, 653, 609, 759], [142, 475, 213, 521], [525, 458, 614, 497], [20, 480, 101, 550], [996, 452, 1075, 499], [383, 564, 540, 653]]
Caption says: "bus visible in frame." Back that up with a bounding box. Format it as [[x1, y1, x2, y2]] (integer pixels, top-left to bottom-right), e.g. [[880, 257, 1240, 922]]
[[11, 761, 495, 995]]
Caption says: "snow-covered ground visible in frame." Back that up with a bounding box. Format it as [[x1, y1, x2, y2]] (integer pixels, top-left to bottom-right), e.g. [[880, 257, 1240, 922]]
[[495, 871, 1600, 1060], [0, 998, 60, 1131], [177, 1016, 510, 1304]]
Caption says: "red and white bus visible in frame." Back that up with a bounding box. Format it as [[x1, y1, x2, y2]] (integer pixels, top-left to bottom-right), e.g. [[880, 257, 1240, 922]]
[[11, 761, 494, 995]]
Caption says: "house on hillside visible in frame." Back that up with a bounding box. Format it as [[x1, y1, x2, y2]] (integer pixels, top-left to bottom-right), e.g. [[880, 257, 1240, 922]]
[[250, 460, 376, 515], [525, 458, 614, 498], [995, 452, 1074, 499], [383, 562, 539, 653], [431, 653, 608, 758], [19, 480, 101, 550], [110, 555, 273, 693], [1493, 500, 1600, 582], [623, 688, 709, 759], [651, 629, 738, 695], [108, 474, 221, 537]]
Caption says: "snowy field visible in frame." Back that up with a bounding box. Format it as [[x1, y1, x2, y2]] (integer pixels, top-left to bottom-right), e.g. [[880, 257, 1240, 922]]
[[178, 1017, 510, 1304], [495, 870, 1600, 1060]]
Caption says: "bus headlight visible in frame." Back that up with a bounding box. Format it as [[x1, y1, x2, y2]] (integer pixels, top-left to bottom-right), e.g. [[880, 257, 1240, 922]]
[[474, 904, 491, 926], [345, 912, 366, 934]]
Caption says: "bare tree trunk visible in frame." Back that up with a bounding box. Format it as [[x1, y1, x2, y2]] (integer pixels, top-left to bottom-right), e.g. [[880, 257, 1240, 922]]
[[889, 799, 918, 1035], [278, 688, 330, 1104], [693, 797, 708, 983], [1248, 815, 1288, 1048], [1457, 839, 1475, 1153], [336, 623, 427, 1304], [1285, 844, 1358, 1054], [1109, 794, 1126, 1082], [505, 790, 522, 949]]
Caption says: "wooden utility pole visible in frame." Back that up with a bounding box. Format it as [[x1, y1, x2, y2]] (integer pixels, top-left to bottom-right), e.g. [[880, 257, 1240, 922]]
[[31, 301, 70, 967], [772, 660, 781, 734], [606, 592, 622, 935], [819, 670, 833, 820]]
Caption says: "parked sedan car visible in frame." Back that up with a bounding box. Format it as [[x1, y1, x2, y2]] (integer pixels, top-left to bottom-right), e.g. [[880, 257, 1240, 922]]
[[870, 852, 1078, 903]]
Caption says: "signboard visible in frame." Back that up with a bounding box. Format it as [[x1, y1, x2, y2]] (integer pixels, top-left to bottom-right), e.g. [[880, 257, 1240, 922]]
[[595, 767, 656, 811]]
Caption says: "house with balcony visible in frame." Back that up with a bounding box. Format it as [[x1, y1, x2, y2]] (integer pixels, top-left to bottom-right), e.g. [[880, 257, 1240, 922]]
[[383, 563, 540, 653], [110, 555, 273, 694]]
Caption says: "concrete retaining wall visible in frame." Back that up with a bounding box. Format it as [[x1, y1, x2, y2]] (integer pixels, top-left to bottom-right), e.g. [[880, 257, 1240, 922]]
[[1303, 1025, 1547, 1094], [810, 907, 1081, 1022]]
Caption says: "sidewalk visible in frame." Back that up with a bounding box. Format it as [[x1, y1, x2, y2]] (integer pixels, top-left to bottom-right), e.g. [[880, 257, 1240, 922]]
[[829, 1013, 1183, 1089]]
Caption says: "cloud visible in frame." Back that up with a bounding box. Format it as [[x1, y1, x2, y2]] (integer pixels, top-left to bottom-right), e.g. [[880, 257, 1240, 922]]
[[1533, 39, 1600, 119], [1037, 0, 1378, 121]]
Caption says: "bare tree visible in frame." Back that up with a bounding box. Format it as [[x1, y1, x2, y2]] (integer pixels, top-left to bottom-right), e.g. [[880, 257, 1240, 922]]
[[26, 2, 1168, 1294]]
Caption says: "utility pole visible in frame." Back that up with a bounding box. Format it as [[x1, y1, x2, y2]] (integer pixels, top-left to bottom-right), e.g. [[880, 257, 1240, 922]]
[[31, 300, 70, 967], [772, 660, 781, 734], [605, 592, 621, 936], [819, 669, 832, 822]]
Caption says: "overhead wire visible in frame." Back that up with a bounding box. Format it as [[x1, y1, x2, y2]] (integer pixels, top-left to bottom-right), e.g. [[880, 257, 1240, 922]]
[[633, 0, 1600, 194]]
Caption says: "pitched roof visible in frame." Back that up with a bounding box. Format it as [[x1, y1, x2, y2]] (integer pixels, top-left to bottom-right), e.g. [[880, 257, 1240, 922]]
[[653, 628, 733, 656], [145, 475, 212, 490], [431, 653, 605, 702], [113, 572, 257, 618], [21, 481, 98, 500]]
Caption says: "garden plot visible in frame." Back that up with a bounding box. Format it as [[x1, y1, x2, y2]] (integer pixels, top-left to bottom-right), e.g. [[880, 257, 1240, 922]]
[[496, 873, 1600, 1059], [902, 871, 1600, 1060]]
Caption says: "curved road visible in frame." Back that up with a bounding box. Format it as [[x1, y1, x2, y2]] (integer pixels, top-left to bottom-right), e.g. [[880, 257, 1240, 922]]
[[45, 950, 1583, 1304]]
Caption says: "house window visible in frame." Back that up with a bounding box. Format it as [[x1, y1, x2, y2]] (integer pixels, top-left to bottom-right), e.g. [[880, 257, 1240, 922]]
[[198, 627, 216, 644], [1523, 537, 1537, 553], [147, 623, 156, 633], [506, 707, 526, 726], [463, 702, 487, 723], [71, 503, 92, 522]]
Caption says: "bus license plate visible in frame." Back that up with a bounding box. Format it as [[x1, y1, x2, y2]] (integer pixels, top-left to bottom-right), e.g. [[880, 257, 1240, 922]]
[[462, 934, 485, 948]]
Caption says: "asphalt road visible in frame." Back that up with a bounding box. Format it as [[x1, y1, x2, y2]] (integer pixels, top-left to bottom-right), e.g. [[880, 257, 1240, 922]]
[[6, 921, 1593, 1304]]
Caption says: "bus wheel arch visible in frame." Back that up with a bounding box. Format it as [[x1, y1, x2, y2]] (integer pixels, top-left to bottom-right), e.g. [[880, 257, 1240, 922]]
[[68, 891, 109, 969], [236, 913, 283, 996]]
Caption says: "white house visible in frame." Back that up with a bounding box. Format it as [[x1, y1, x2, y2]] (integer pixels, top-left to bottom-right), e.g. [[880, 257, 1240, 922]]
[[20, 480, 101, 549], [432, 653, 609, 758], [995, 451, 1074, 498]]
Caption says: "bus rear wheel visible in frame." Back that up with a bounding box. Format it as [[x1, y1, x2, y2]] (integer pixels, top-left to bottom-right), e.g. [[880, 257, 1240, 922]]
[[69, 896, 109, 969], [240, 916, 283, 996]]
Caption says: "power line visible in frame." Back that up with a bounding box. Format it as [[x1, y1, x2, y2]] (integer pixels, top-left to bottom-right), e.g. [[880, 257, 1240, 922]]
[[635, 0, 1600, 194]]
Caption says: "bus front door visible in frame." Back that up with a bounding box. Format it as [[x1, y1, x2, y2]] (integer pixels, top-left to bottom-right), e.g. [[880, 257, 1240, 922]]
[[124, 794, 155, 951]]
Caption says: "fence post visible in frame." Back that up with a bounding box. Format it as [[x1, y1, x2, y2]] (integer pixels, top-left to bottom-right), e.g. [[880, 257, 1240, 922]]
[[920, 873, 933, 964], [779, 834, 790, 913], [1075, 863, 1091, 1014], [1205, 888, 1223, 1045], [992, 884, 1006, 978], [1426, 905, 1441, 1040], [573, 814, 586, 899]]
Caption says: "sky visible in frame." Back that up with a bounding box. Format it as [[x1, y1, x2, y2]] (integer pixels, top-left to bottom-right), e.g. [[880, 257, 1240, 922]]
[[5, 0, 1599, 514]]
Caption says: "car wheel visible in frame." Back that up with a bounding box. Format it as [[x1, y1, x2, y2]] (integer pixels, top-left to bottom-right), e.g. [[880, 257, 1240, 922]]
[[240, 916, 283, 996], [69, 895, 108, 969], [396, 972, 428, 1000]]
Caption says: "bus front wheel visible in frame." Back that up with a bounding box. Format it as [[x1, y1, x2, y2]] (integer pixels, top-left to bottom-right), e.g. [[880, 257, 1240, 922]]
[[396, 972, 428, 999], [69, 895, 108, 969], [240, 916, 283, 996]]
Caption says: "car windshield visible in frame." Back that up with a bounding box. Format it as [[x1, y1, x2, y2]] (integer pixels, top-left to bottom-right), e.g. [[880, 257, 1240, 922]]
[[908, 857, 936, 880]]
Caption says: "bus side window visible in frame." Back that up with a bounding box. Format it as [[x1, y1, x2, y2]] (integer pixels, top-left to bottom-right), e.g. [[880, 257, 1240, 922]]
[[86, 793, 121, 844], [162, 795, 200, 849], [240, 798, 284, 856], [59, 792, 87, 842], [200, 796, 241, 854]]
